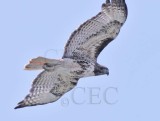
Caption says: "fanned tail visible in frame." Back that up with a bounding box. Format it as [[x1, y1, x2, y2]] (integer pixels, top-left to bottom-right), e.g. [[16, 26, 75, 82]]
[[24, 56, 58, 70]]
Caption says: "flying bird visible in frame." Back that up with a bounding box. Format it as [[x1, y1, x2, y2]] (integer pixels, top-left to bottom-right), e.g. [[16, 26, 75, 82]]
[[15, 0, 128, 109]]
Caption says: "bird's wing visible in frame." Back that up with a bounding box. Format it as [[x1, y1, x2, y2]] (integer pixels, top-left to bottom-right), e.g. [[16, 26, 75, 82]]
[[63, 0, 127, 61], [15, 70, 78, 109]]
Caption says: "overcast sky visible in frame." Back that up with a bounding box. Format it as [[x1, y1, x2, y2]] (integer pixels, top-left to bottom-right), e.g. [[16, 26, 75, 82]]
[[0, 0, 160, 121]]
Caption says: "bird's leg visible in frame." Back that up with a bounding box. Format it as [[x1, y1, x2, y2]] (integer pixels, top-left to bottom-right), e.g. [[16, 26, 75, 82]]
[[24, 56, 61, 70]]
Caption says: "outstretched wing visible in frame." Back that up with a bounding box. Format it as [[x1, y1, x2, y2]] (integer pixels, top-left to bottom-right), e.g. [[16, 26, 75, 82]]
[[63, 0, 127, 61], [15, 70, 78, 109]]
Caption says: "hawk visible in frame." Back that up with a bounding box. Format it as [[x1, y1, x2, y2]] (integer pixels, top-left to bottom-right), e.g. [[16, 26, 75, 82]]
[[15, 0, 128, 109]]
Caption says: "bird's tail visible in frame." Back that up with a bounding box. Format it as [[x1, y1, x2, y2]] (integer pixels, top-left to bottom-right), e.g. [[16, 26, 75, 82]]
[[24, 56, 59, 70]]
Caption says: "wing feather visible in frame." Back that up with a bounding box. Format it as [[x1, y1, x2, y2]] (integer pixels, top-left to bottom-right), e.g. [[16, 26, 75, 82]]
[[15, 71, 78, 109], [63, 0, 127, 61]]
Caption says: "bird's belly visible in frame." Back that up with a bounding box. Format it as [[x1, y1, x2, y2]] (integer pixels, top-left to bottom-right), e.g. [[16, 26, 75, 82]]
[[69, 64, 95, 78], [62, 58, 95, 78]]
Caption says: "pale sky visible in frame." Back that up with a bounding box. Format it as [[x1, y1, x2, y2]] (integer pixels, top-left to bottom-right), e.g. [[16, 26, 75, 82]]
[[0, 0, 160, 121]]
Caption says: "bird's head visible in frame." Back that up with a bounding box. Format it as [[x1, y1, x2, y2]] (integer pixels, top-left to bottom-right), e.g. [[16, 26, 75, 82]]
[[94, 64, 109, 76]]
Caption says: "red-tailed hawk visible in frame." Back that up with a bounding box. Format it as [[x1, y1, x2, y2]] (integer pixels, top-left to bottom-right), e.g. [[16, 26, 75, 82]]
[[15, 0, 128, 109]]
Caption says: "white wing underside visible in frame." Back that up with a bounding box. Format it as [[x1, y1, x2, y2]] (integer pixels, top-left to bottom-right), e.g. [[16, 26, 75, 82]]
[[15, 70, 78, 109], [63, 0, 127, 61]]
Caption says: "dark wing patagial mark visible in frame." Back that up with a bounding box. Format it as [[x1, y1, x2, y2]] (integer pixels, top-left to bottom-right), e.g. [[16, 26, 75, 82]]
[[95, 38, 113, 58]]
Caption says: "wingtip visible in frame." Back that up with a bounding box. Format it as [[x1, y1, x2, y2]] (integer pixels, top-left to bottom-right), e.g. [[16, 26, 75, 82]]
[[106, 0, 110, 4], [14, 100, 27, 109], [107, 70, 109, 76], [14, 104, 26, 109], [14, 105, 22, 109]]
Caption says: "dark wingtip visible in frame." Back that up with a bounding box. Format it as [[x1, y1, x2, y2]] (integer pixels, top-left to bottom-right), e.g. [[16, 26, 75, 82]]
[[14, 100, 26, 109], [14, 105, 22, 109], [106, 69, 109, 76], [106, 0, 110, 4], [14, 104, 26, 109]]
